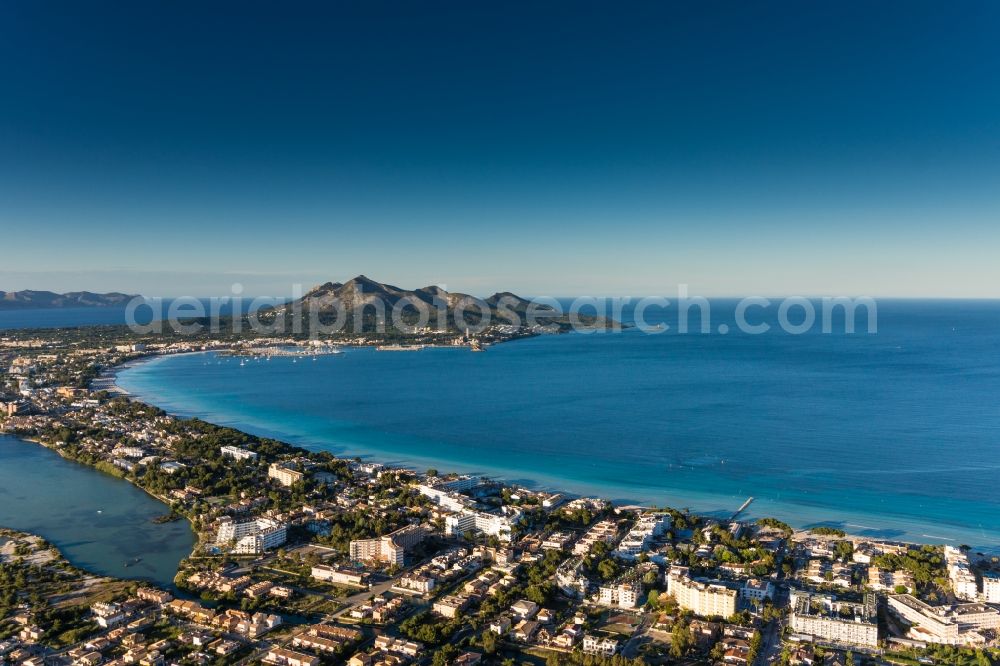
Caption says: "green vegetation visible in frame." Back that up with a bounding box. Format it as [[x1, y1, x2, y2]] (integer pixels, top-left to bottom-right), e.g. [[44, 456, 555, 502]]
[[886, 646, 999, 666], [669, 619, 694, 659], [746, 629, 763, 665], [0, 530, 132, 648], [872, 545, 946, 588], [705, 524, 776, 576], [756, 517, 793, 536], [399, 610, 463, 646]]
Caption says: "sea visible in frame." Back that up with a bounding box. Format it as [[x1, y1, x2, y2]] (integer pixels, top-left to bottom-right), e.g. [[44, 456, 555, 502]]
[[0, 298, 262, 330], [101, 299, 1000, 552]]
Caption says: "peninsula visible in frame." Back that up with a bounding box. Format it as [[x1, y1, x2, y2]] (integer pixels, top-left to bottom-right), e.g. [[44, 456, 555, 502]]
[[0, 291, 139, 311]]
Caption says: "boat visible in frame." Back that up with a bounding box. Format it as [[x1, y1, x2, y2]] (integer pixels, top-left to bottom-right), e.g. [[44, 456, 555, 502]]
[[376, 344, 424, 351]]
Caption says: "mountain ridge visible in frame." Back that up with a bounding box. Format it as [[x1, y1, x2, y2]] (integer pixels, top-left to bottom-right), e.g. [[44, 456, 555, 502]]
[[0, 290, 139, 310], [277, 275, 610, 335], [293, 275, 534, 314]]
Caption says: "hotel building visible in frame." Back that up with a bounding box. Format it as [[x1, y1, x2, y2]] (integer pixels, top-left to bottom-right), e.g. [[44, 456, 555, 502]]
[[220, 445, 258, 462], [217, 517, 287, 554], [789, 593, 878, 648], [887, 594, 1000, 645], [349, 524, 426, 566], [268, 462, 306, 487], [982, 572, 1000, 603], [666, 566, 737, 618], [944, 546, 979, 600], [598, 569, 644, 609]]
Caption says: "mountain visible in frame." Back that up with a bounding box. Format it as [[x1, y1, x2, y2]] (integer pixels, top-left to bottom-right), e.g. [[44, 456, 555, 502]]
[[281, 275, 600, 334], [0, 290, 138, 310], [293, 276, 531, 313]]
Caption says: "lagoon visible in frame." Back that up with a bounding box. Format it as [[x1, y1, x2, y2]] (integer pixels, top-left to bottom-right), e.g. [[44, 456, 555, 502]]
[[0, 435, 194, 588]]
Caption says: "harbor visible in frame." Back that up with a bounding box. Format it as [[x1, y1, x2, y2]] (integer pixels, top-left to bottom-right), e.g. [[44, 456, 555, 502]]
[[223, 345, 343, 359]]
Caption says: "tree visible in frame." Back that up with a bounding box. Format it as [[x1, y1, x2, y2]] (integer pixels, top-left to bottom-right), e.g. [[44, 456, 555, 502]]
[[481, 629, 498, 655], [597, 558, 620, 581], [432, 644, 458, 666], [670, 622, 693, 659], [747, 630, 763, 664]]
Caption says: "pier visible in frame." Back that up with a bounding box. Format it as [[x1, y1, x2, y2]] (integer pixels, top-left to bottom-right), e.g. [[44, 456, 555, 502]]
[[732, 496, 754, 521]]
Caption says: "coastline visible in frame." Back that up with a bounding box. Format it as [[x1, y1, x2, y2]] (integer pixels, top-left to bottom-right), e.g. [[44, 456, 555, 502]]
[[107, 350, 1000, 553], [90, 350, 217, 396]]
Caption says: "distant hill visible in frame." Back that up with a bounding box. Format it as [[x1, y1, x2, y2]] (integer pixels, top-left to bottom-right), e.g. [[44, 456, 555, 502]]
[[291, 275, 532, 314], [0, 290, 138, 310], [280, 275, 607, 334]]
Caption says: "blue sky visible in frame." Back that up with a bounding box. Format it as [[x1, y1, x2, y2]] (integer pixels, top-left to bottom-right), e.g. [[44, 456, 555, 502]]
[[2, 1, 999, 297]]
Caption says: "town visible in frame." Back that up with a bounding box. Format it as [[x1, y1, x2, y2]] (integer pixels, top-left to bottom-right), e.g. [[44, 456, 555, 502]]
[[2, 332, 1000, 666]]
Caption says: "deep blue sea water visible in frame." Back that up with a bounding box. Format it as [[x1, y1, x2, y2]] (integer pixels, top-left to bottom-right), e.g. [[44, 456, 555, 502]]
[[0, 299, 271, 330], [0, 307, 135, 330], [0, 436, 194, 588], [114, 300, 1000, 551]]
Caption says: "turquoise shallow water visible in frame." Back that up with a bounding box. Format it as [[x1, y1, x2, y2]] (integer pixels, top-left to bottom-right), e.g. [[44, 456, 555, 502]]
[[117, 300, 1000, 551], [0, 436, 194, 588]]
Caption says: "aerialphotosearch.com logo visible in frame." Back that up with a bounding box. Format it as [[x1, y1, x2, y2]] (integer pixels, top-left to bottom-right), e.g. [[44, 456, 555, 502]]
[[125, 283, 878, 337]]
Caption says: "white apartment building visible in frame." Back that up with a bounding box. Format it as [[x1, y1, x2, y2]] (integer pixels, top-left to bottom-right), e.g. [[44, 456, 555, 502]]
[[310, 565, 367, 586], [555, 558, 589, 598], [417, 484, 471, 512], [445, 511, 477, 536], [217, 517, 287, 554], [867, 566, 915, 593], [790, 593, 878, 648], [582, 634, 619, 656], [614, 513, 670, 560], [445, 509, 521, 542], [598, 580, 642, 608], [597, 567, 648, 608], [741, 579, 774, 602], [220, 445, 258, 462], [982, 572, 1000, 603], [573, 520, 619, 555], [666, 566, 737, 618], [91, 602, 127, 629], [349, 524, 426, 566], [426, 475, 480, 493], [399, 573, 435, 594], [887, 594, 1000, 645], [542, 531, 574, 550], [268, 462, 305, 487], [944, 545, 979, 600]]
